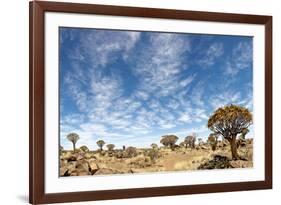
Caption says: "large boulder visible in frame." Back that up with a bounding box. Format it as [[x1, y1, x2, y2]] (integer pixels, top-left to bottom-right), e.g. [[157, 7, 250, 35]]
[[75, 153, 84, 161], [60, 151, 73, 160], [75, 160, 90, 175], [84, 152, 92, 159], [66, 162, 77, 173], [88, 159, 99, 173]]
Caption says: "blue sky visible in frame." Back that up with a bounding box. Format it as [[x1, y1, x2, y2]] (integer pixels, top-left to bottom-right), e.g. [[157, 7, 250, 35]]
[[59, 27, 253, 150]]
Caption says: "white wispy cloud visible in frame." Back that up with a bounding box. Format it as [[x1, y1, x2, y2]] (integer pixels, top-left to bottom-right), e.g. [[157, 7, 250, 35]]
[[224, 41, 253, 76], [132, 33, 192, 98], [190, 81, 205, 107], [78, 30, 140, 67], [198, 42, 224, 68], [210, 89, 252, 112], [210, 91, 241, 109]]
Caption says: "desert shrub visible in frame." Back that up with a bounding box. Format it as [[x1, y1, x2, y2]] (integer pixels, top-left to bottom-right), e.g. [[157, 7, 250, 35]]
[[126, 146, 137, 158], [148, 149, 159, 162], [74, 148, 81, 153], [96, 140, 105, 151], [115, 151, 125, 159], [80, 145, 89, 152], [208, 105, 252, 159]]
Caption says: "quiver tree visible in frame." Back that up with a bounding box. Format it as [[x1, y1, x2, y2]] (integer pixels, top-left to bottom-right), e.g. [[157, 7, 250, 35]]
[[151, 143, 158, 150], [66, 133, 80, 151], [160, 135, 179, 150], [106, 144, 115, 151], [96, 140, 105, 151], [184, 134, 197, 148], [207, 105, 252, 159], [80, 145, 89, 152], [208, 133, 218, 151]]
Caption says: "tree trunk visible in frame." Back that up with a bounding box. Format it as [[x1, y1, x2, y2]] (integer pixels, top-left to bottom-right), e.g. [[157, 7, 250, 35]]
[[72, 142, 76, 152], [230, 136, 239, 160]]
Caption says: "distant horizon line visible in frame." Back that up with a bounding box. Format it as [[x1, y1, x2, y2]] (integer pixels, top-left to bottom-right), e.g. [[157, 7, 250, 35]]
[[60, 137, 254, 151]]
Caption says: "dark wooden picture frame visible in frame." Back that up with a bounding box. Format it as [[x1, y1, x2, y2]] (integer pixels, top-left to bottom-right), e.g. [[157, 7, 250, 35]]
[[29, 1, 272, 204]]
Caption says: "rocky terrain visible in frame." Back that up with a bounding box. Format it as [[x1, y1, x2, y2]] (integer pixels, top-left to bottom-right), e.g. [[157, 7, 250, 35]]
[[60, 139, 253, 177]]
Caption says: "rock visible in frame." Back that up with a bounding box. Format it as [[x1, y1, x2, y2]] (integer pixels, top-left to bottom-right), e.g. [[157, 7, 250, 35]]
[[94, 168, 115, 175], [201, 145, 207, 150], [61, 151, 72, 160], [77, 171, 90, 176], [144, 157, 150, 162], [88, 159, 99, 172], [76, 159, 89, 168], [229, 160, 252, 168], [66, 162, 76, 173], [198, 155, 231, 169], [70, 172, 78, 176], [60, 159, 68, 166], [68, 156, 77, 162], [84, 153, 92, 159], [99, 151, 106, 156], [60, 167, 68, 176], [76, 154, 84, 161], [115, 152, 125, 159]]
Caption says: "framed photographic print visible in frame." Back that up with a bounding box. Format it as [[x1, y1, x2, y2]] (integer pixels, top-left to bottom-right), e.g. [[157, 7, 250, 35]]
[[29, 1, 272, 204]]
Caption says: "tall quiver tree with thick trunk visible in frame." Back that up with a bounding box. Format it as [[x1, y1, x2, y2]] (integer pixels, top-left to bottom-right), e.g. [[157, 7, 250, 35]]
[[66, 133, 80, 152], [207, 105, 252, 160]]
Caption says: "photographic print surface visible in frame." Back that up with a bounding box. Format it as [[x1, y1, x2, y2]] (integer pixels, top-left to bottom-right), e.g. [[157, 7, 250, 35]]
[[59, 27, 253, 177]]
